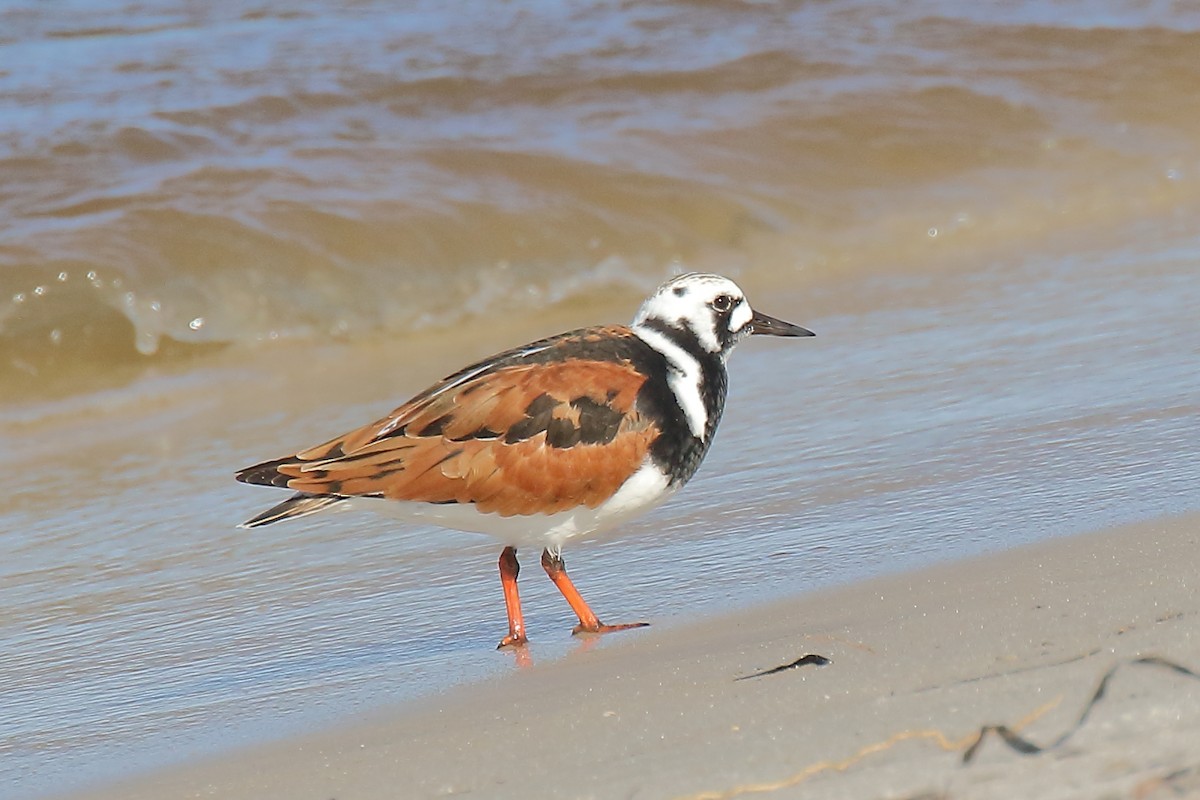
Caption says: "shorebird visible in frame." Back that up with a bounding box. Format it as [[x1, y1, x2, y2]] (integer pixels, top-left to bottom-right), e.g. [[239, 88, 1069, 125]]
[[237, 273, 813, 647]]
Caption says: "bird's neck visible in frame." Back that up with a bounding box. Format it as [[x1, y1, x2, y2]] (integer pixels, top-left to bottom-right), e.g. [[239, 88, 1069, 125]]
[[633, 318, 728, 444]]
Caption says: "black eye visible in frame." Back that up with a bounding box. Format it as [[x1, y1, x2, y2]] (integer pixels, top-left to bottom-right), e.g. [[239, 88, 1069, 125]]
[[711, 294, 733, 313]]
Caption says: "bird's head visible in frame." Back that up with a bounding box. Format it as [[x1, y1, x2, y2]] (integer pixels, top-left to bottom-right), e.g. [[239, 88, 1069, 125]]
[[632, 273, 813, 360]]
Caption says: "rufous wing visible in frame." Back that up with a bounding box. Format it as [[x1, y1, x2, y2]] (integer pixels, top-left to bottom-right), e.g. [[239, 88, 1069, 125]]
[[237, 334, 659, 517]]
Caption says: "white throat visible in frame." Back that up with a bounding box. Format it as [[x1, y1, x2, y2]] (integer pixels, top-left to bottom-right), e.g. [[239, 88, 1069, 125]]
[[633, 323, 708, 440]]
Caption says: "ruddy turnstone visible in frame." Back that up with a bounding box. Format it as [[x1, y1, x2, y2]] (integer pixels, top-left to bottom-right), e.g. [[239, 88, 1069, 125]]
[[237, 273, 813, 647]]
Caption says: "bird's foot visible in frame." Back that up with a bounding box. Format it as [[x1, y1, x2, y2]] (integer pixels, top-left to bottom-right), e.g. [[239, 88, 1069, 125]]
[[497, 632, 529, 649], [572, 621, 650, 637]]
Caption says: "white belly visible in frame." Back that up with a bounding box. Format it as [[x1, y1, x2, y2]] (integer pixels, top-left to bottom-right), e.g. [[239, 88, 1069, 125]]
[[343, 459, 674, 551]]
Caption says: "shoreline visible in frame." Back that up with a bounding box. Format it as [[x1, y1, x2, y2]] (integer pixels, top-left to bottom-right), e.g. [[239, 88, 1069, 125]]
[[59, 512, 1200, 799]]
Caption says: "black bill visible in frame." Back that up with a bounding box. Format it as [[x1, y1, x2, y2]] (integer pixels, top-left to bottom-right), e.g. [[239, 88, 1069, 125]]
[[749, 310, 815, 337]]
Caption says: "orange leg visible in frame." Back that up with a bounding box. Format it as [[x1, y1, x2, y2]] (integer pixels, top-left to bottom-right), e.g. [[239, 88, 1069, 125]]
[[497, 547, 528, 649], [540, 549, 649, 636]]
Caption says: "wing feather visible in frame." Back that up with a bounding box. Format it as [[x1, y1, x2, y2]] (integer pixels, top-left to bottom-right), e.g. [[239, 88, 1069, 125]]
[[237, 326, 660, 518]]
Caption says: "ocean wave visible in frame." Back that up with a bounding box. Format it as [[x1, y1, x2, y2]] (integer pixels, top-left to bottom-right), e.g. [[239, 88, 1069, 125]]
[[3, 1, 1200, 401]]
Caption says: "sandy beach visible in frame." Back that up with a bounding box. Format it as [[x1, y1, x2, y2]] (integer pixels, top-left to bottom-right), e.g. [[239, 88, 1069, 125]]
[[61, 512, 1200, 800]]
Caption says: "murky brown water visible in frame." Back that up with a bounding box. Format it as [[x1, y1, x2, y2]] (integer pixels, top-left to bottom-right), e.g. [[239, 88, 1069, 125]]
[[3, 2, 1200, 797]]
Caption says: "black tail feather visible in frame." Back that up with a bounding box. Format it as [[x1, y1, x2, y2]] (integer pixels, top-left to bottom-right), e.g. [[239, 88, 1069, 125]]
[[235, 459, 297, 489], [239, 493, 346, 528]]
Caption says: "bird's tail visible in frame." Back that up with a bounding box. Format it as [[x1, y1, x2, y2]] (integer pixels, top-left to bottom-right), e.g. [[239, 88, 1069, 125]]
[[239, 493, 346, 529]]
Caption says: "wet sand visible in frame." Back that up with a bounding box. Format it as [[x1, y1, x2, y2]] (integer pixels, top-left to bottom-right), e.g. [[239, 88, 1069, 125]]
[[62, 512, 1200, 800]]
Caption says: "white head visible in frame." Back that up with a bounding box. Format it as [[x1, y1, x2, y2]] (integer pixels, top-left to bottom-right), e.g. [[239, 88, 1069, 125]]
[[632, 273, 812, 360]]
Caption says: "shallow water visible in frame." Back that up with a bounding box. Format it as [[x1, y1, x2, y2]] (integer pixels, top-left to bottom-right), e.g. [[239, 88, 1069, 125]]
[[3, 2, 1200, 798]]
